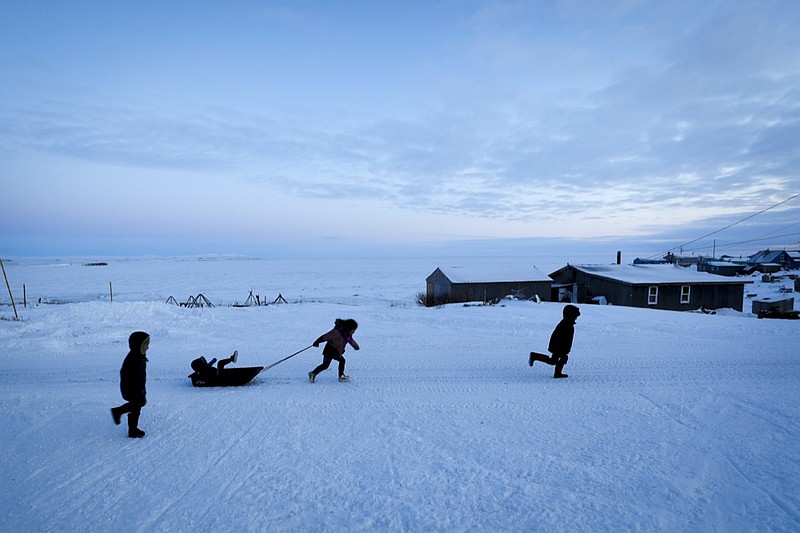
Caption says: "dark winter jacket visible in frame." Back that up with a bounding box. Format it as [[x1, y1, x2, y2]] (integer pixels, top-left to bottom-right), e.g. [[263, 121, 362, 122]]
[[120, 331, 149, 404], [190, 356, 220, 383], [548, 319, 575, 356], [314, 320, 359, 355]]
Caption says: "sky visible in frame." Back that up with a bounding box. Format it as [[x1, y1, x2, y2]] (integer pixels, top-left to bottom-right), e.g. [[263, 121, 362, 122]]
[[1, 0, 799, 259]]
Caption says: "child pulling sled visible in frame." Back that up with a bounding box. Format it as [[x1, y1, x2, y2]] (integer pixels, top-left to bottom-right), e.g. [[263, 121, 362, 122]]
[[309, 318, 359, 383]]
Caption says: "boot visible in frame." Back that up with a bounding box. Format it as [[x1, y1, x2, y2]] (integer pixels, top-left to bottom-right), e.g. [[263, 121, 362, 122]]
[[112, 403, 133, 424], [554, 362, 568, 378], [308, 371, 316, 383], [128, 409, 145, 438]]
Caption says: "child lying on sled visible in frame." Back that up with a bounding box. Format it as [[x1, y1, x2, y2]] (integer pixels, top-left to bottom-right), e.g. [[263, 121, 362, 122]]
[[189, 351, 238, 385]]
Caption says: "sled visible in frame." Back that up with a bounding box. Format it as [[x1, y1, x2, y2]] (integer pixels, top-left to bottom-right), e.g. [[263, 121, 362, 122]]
[[187, 345, 314, 387], [188, 366, 264, 387], [188, 355, 263, 387]]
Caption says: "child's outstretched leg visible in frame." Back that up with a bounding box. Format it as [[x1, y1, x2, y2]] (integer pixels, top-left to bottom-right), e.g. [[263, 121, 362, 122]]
[[113, 402, 145, 437], [216, 351, 237, 375], [111, 404, 129, 425], [529, 352, 554, 367]]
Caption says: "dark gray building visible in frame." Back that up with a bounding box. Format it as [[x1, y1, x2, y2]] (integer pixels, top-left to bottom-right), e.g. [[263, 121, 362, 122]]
[[748, 249, 800, 271], [426, 265, 552, 304], [697, 261, 748, 277], [549, 263, 753, 312]]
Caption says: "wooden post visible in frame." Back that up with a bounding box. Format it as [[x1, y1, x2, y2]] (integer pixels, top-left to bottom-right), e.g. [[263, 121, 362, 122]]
[[23, 283, 27, 308], [109, 281, 113, 303], [0, 257, 19, 320]]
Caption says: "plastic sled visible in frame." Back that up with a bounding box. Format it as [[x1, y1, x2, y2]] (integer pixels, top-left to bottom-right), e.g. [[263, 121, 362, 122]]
[[189, 366, 264, 387], [188, 356, 263, 387]]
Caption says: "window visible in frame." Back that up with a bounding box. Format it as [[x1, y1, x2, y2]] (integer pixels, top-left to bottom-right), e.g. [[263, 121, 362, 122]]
[[681, 285, 691, 304], [648, 286, 658, 305]]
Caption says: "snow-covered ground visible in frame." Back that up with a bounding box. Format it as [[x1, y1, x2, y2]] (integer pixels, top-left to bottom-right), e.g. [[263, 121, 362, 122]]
[[1, 256, 798, 532]]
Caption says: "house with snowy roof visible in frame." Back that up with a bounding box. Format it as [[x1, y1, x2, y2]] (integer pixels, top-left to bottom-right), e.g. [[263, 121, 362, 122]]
[[747, 249, 800, 271], [425, 265, 552, 305], [549, 263, 753, 312], [696, 260, 749, 277]]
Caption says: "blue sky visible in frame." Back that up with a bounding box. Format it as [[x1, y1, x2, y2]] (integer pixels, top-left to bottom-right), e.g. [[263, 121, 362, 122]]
[[1, 0, 799, 258]]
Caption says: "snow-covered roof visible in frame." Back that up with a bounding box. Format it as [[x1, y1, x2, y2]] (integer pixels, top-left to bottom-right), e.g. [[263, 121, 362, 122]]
[[564, 263, 753, 285], [749, 249, 800, 263], [436, 265, 551, 283], [704, 261, 744, 267]]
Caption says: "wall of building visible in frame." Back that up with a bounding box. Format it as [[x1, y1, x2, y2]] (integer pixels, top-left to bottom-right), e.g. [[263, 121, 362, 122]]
[[451, 281, 550, 303], [550, 265, 746, 311]]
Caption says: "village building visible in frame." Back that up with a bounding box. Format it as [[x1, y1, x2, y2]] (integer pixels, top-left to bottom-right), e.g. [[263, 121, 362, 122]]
[[549, 263, 753, 312], [425, 265, 552, 305], [663, 253, 708, 267], [748, 249, 800, 271], [696, 260, 749, 277], [751, 296, 795, 316]]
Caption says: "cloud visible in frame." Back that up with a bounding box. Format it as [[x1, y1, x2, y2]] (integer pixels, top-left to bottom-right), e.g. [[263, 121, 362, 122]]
[[2, 0, 799, 256]]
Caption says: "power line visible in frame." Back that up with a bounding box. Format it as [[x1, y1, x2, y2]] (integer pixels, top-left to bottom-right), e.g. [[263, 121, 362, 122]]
[[653, 192, 800, 259], [669, 231, 800, 256]]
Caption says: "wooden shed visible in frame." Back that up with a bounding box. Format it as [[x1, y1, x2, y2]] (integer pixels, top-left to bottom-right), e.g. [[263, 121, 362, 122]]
[[426, 265, 552, 305], [752, 297, 794, 315], [549, 263, 753, 312]]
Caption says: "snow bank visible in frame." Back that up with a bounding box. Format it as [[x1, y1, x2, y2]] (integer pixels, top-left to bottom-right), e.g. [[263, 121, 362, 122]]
[[1, 257, 798, 532]]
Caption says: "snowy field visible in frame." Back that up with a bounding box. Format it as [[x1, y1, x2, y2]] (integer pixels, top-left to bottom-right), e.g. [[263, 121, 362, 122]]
[[1, 255, 798, 532]]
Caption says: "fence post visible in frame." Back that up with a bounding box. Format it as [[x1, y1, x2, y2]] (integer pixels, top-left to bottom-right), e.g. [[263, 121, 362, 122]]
[[0, 257, 19, 320], [109, 281, 113, 303], [23, 283, 27, 308]]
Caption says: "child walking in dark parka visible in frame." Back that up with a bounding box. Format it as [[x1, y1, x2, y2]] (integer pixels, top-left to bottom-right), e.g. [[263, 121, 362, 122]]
[[309, 319, 359, 383], [529, 304, 580, 378], [111, 331, 150, 438]]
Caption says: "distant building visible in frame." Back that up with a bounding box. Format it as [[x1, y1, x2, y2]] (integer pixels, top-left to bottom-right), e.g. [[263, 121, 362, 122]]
[[752, 297, 795, 316], [549, 263, 753, 312], [426, 265, 552, 305], [697, 261, 748, 277], [748, 249, 800, 271], [632, 257, 669, 265], [663, 253, 708, 267]]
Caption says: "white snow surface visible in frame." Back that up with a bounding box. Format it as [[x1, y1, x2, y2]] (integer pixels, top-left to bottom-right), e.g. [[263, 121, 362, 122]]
[[1, 256, 798, 532], [432, 264, 552, 283], [565, 263, 756, 285]]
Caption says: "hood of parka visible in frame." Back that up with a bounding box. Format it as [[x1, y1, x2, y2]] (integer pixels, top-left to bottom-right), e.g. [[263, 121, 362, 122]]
[[562, 305, 580, 322], [128, 331, 151, 355]]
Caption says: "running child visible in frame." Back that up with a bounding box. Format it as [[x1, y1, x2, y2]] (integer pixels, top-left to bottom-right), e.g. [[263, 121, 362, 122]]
[[308, 319, 359, 382]]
